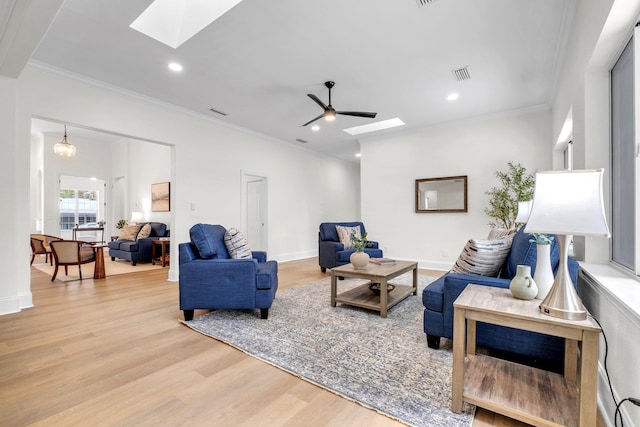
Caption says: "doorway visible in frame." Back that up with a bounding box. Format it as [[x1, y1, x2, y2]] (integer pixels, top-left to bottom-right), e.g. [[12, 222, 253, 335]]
[[242, 173, 268, 251], [59, 175, 106, 240]]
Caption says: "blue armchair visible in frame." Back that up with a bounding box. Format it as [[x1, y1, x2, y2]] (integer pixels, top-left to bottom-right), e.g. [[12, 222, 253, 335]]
[[422, 226, 580, 372], [179, 224, 278, 321], [318, 222, 383, 272]]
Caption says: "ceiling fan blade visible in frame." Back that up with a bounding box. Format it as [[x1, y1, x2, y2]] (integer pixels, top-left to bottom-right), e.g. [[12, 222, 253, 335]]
[[337, 111, 378, 119], [302, 113, 325, 127], [307, 94, 328, 110]]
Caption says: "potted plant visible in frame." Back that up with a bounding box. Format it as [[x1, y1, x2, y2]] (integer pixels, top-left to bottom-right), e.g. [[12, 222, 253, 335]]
[[484, 162, 535, 231], [529, 233, 555, 299], [349, 231, 369, 270], [115, 219, 127, 230]]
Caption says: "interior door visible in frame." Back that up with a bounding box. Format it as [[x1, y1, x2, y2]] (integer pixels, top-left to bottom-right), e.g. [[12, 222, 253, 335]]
[[246, 177, 266, 251]]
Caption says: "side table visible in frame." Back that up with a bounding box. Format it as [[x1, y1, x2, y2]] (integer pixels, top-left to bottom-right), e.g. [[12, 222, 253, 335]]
[[452, 284, 601, 427], [92, 244, 108, 279], [152, 239, 170, 267]]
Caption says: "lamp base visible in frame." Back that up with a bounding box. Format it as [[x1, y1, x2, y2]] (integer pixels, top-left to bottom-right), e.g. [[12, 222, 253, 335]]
[[538, 234, 587, 321]]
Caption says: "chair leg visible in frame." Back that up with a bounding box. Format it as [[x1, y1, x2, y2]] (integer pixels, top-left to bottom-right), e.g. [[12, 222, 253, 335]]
[[320, 267, 326, 273], [260, 308, 269, 319], [49, 253, 53, 266], [64, 266, 68, 275], [51, 265, 58, 282], [183, 310, 194, 321], [30, 254, 35, 265], [426, 334, 441, 349], [79, 265, 82, 280]]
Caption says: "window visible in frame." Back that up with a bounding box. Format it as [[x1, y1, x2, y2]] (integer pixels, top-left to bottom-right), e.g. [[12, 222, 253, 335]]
[[59, 189, 99, 231], [610, 33, 636, 272]]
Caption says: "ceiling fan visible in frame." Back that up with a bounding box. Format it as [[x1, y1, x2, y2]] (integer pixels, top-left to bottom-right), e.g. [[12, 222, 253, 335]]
[[302, 81, 377, 127]]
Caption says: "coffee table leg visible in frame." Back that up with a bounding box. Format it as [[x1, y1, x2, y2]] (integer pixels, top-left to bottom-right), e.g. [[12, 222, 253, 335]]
[[331, 273, 337, 307], [380, 278, 388, 318], [412, 266, 418, 295]]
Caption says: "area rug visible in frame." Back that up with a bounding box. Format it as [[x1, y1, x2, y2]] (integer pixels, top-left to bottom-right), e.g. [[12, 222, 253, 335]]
[[32, 252, 162, 282], [183, 274, 475, 427]]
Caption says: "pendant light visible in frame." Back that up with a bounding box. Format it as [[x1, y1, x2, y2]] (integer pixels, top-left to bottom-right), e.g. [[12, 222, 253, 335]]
[[53, 125, 76, 157]]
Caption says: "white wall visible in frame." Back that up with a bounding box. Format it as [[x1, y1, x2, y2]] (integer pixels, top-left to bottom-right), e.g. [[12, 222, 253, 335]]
[[552, 1, 640, 426], [127, 139, 171, 227], [11, 64, 360, 288], [360, 108, 552, 270]]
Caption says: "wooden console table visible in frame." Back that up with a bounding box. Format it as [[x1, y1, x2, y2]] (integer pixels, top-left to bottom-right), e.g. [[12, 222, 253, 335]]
[[452, 284, 601, 427]]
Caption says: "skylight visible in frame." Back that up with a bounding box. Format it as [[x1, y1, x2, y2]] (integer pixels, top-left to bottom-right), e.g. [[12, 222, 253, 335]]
[[343, 118, 405, 136], [130, 0, 244, 49]]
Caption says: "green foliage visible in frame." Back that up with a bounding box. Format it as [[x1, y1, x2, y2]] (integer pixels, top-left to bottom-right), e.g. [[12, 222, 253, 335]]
[[484, 162, 535, 230], [529, 233, 554, 245], [350, 231, 368, 252], [115, 219, 127, 229]]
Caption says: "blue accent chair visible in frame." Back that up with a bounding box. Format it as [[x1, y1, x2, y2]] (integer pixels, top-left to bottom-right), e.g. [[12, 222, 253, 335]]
[[108, 222, 169, 266], [318, 222, 383, 272], [179, 224, 278, 321], [422, 226, 580, 372]]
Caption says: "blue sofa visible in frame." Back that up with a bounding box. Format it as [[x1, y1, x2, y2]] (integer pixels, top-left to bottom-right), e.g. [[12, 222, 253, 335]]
[[179, 224, 278, 321], [318, 222, 383, 272], [422, 227, 579, 371], [108, 222, 169, 266]]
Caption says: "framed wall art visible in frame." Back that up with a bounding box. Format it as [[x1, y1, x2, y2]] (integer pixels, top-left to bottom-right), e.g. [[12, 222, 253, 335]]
[[151, 182, 170, 212]]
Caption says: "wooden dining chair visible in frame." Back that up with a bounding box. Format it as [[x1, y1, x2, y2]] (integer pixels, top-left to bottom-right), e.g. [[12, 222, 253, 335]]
[[49, 240, 96, 281]]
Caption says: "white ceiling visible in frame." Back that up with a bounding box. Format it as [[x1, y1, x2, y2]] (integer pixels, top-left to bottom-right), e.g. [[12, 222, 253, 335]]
[[28, 0, 573, 161]]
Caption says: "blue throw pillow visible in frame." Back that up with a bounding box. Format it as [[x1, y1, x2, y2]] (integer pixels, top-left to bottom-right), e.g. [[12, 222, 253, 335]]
[[189, 224, 229, 259]]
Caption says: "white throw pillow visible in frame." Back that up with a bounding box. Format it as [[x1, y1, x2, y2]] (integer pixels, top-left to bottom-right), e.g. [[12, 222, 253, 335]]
[[224, 228, 252, 259], [450, 236, 513, 277], [335, 225, 361, 250]]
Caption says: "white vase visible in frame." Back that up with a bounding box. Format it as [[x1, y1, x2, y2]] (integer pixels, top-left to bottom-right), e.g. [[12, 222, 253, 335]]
[[534, 244, 554, 300], [350, 251, 370, 270], [509, 265, 538, 300]]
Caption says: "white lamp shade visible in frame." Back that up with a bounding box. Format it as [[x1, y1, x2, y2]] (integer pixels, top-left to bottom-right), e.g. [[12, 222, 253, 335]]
[[525, 169, 610, 237], [130, 211, 144, 224], [515, 200, 532, 223]]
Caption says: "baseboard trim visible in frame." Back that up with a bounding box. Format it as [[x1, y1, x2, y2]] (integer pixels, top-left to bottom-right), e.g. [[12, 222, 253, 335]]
[[0, 296, 21, 316]]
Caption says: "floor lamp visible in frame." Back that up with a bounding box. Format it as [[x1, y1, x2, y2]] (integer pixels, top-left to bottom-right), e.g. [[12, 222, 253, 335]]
[[524, 169, 610, 321]]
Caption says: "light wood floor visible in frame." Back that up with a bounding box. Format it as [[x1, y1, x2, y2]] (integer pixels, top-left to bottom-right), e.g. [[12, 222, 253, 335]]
[[0, 258, 592, 426]]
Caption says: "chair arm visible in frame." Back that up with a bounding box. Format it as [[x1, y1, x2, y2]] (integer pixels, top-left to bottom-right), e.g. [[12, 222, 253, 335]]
[[365, 240, 379, 249], [252, 251, 267, 263]]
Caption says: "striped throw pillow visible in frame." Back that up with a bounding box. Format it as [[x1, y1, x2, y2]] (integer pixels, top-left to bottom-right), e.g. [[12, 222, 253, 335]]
[[335, 225, 361, 250], [224, 228, 252, 259], [450, 236, 513, 277]]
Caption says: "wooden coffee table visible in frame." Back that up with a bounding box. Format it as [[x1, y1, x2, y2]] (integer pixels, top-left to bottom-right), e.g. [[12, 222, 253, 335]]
[[330, 260, 418, 318]]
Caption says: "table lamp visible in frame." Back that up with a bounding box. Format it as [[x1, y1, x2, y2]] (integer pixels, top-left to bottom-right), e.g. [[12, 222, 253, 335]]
[[515, 200, 532, 224], [525, 169, 610, 320], [130, 211, 144, 224]]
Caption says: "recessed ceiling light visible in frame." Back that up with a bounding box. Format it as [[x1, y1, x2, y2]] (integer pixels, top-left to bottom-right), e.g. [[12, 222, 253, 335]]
[[343, 118, 405, 136], [447, 93, 460, 101], [355, 153, 362, 158], [311, 125, 320, 132], [130, 0, 244, 49], [168, 62, 183, 72]]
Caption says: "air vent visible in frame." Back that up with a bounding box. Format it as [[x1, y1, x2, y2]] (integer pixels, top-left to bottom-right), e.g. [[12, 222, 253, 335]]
[[416, 0, 436, 6], [452, 67, 471, 82], [295, 138, 308, 144], [208, 107, 229, 116]]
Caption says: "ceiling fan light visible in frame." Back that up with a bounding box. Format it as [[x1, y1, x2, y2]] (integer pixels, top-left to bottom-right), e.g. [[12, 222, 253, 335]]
[[324, 110, 336, 121]]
